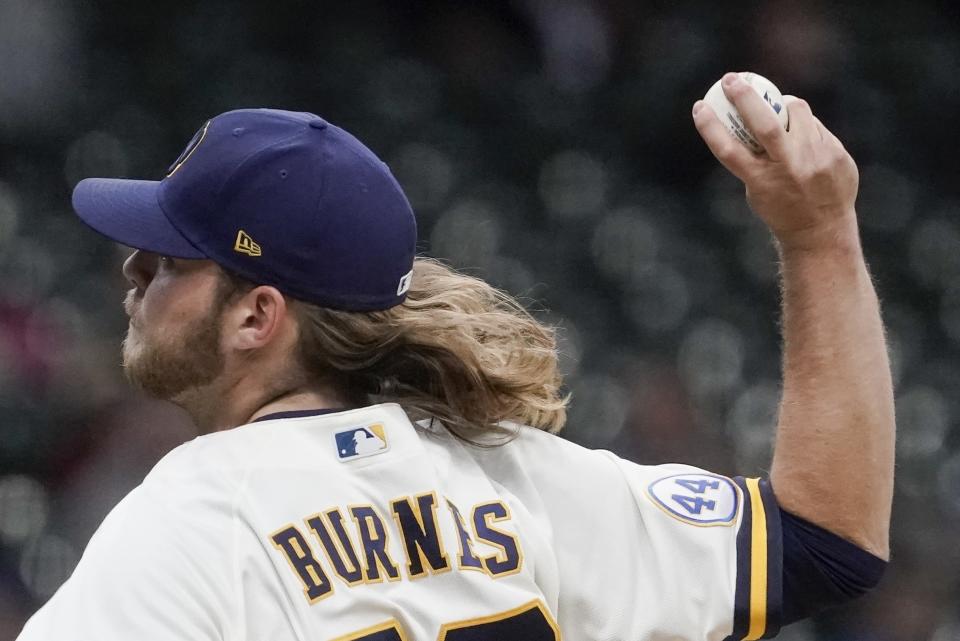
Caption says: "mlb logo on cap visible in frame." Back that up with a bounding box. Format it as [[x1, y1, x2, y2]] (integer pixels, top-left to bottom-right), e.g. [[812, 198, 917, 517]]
[[334, 423, 389, 461]]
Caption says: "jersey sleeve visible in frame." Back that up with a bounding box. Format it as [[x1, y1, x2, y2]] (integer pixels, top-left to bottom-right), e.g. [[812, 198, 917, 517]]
[[609, 457, 782, 641], [728, 476, 782, 640], [16, 454, 236, 641]]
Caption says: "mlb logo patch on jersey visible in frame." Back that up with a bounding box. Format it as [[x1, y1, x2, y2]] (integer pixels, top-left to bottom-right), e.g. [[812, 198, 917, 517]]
[[645, 473, 739, 526], [334, 423, 389, 461]]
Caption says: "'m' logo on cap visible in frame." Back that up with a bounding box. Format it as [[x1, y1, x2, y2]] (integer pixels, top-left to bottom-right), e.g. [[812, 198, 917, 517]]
[[166, 120, 211, 178], [234, 230, 262, 257]]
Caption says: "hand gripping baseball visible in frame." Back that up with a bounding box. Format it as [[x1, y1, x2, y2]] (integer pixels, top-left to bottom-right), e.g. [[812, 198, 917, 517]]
[[693, 72, 859, 251]]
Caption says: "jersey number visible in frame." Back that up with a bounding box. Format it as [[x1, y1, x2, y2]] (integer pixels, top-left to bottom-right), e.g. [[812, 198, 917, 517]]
[[338, 600, 559, 641], [674, 478, 720, 494], [670, 495, 716, 515], [671, 478, 720, 515]]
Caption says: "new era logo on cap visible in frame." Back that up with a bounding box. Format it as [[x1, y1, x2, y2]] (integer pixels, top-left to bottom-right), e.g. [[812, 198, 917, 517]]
[[234, 229, 262, 257], [334, 423, 388, 461]]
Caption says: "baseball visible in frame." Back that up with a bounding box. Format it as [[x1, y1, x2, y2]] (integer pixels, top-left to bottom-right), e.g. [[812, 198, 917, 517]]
[[703, 72, 789, 154]]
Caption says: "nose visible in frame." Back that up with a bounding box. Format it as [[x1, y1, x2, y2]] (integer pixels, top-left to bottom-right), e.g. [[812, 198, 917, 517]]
[[122, 250, 156, 292]]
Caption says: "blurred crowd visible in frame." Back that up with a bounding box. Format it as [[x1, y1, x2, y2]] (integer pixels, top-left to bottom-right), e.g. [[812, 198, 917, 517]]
[[0, 0, 958, 639]]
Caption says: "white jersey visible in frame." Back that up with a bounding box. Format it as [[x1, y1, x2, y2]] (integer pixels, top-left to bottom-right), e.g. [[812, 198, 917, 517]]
[[18, 403, 780, 641]]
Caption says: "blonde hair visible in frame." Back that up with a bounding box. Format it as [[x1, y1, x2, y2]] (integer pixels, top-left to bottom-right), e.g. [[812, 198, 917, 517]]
[[286, 257, 568, 441]]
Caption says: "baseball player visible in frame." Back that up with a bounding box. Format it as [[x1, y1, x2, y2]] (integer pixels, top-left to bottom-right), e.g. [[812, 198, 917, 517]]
[[18, 72, 893, 641]]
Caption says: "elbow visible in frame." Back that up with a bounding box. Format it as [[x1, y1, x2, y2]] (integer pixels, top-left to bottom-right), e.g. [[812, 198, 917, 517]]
[[780, 507, 890, 624]]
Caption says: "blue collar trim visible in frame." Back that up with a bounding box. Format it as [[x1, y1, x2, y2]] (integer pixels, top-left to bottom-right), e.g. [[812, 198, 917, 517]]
[[252, 408, 346, 423]]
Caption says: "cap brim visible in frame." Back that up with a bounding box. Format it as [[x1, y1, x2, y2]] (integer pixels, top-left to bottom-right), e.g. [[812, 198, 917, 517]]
[[71, 178, 206, 259]]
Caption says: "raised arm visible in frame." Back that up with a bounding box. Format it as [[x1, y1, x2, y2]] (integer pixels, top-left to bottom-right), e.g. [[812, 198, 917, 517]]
[[692, 73, 895, 559]]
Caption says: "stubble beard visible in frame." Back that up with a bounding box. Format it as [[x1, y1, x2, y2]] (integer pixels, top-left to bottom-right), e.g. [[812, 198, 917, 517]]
[[122, 310, 226, 403]]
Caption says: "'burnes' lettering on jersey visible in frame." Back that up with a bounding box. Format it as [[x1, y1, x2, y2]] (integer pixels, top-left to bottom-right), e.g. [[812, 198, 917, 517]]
[[269, 493, 522, 603]]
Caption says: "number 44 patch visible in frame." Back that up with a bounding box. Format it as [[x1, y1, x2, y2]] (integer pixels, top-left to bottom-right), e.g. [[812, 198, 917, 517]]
[[645, 473, 739, 527]]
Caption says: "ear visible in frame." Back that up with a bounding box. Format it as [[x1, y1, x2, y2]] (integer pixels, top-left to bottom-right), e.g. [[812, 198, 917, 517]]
[[221, 285, 290, 353]]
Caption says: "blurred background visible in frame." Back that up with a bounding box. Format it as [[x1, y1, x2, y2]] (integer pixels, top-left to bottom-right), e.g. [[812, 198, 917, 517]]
[[0, 0, 958, 638]]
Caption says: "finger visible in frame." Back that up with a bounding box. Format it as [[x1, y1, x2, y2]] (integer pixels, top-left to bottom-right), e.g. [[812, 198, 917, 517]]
[[692, 99, 757, 181], [811, 114, 845, 148], [721, 72, 789, 160], [814, 117, 830, 142], [782, 96, 822, 142]]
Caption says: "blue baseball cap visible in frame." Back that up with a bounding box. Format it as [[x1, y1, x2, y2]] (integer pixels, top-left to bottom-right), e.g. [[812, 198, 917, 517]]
[[71, 108, 417, 311]]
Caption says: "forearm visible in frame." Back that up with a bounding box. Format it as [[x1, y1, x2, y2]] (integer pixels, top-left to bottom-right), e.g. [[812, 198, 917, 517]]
[[769, 214, 895, 559]]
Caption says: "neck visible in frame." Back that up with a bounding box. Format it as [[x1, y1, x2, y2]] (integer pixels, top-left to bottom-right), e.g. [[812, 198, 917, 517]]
[[246, 389, 347, 424], [176, 371, 351, 433]]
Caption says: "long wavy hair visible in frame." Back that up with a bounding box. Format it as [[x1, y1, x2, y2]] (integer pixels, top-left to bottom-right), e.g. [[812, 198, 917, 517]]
[[224, 257, 568, 442]]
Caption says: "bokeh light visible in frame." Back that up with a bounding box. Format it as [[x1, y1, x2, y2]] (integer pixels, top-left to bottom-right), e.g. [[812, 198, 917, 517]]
[[0, 476, 48, 545], [678, 319, 745, 401], [539, 151, 608, 219], [18, 535, 78, 600]]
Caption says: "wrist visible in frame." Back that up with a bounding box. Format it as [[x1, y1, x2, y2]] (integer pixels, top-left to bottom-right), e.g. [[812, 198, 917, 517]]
[[774, 210, 861, 257]]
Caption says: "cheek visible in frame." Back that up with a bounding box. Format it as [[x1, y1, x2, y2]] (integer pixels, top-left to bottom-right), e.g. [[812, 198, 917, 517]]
[[137, 268, 222, 338], [139, 280, 195, 328]]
